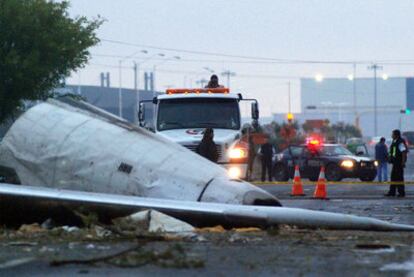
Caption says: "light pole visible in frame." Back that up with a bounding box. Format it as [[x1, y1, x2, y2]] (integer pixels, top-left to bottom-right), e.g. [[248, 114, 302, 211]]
[[196, 78, 208, 88], [367, 64, 383, 136], [152, 55, 181, 95], [118, 49, 148, 118], [287, 81, 291, 114], [352, 64, 357, 128], [221, 70, 236, 88]]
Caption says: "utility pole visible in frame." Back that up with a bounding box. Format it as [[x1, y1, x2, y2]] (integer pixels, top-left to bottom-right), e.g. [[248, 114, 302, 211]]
[[288, 81, 291, 114], [133, 62, 139, 124], [221, 70, 236, 88], [196, 78, 208, 88], [367, 64, 382, 136], [118, 60, 123, 118], [352, 63, 358, 128]]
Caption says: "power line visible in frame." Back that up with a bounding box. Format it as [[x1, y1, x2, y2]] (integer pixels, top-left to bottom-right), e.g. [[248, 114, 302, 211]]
[[100, 38, 374, 65]]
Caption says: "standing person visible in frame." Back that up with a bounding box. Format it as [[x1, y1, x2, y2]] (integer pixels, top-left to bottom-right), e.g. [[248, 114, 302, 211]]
[[205, 74, 224, 89], [375, 137, 388, 182], [260, 136, 274, 182], [246, 134, 256, 181], [385, 129, 408, 197], [196, 128, 218, 163]]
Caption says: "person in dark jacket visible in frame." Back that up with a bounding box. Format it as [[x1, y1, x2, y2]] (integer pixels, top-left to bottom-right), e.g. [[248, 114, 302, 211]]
[[385, 129, 408, 197], [205, 75, 224, 89], [245, 134, 256, 181], [196, 128, 218, 162], [260, 136, 274, 182], [375, 137, 388, 182]]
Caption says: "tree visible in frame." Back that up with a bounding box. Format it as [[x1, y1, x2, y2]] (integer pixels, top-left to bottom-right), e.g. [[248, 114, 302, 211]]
[[0, 0, 102, 123]]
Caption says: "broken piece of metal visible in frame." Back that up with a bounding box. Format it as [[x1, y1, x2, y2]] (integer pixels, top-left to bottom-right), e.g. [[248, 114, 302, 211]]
[[0, 183, 413, 231], [0, 98, 280, 206]]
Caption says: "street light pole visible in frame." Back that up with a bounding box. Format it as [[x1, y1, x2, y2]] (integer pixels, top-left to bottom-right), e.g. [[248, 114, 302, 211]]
[[368, 64, 383, 136], [288, 81, 291, 114], [221, 70, 236, 88], [118, 60, 123, 118], [133, 61, 139, 124], [152, 56, 180, 95], [352, 63, 358, 128], [118, 49, 148, 119]]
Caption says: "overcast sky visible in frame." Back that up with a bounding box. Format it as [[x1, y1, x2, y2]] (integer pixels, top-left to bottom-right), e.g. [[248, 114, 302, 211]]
[[66, 0, 414, 116]]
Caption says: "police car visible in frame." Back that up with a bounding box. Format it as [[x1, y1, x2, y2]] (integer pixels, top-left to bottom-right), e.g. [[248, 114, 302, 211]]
[[273, 139, 378, 182]]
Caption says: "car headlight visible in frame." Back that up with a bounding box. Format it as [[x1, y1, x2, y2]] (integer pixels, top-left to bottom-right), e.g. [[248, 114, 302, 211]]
[[374, 161, 379, 167], [341, 160, 354, 168], [228, 167, 242, 179], [229, 148, 247, 159]]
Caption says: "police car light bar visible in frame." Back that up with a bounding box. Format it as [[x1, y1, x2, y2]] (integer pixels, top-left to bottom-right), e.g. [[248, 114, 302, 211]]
[[166, 88, 230, 95]]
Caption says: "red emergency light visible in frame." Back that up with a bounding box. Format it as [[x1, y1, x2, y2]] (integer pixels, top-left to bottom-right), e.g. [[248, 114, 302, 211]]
[[166, 88, 230, 95], [306, 136, 323, 151]]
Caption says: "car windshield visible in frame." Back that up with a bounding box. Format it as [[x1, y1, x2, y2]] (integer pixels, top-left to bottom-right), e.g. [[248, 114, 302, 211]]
[[321, 145, 353, 156], [157, 98, 240, 131]]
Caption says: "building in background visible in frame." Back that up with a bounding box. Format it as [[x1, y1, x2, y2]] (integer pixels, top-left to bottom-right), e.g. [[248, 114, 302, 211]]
[[273, 77, 414, 137], [57, 85, 161, 126]]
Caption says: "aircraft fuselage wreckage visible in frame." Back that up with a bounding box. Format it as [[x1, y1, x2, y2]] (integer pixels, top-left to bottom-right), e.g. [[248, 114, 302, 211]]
[[0, 98, 413, 231]]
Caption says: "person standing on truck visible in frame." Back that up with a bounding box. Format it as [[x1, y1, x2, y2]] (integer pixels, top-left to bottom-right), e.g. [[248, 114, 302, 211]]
[[205, 75, 224, 89], [385, 129, 408, 197], [375, 137, 388, 182], [259, 136, 274, 182], [196, 128, 218, 163]]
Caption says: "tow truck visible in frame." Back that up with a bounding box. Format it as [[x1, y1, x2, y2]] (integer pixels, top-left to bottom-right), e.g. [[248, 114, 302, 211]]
[[138, 87, 259, 179], [273, 138, 378, 181]]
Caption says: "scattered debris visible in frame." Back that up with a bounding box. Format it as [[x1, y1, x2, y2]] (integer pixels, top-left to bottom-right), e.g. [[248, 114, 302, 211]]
[[18, 223, 46, 234], [355, 244, 392, 250], [195, 226, 226, 233], [4, 241, 38, 247], [113, 210, 195, 234], [0, 257, 36, 269], [61, 226, 81, 233]]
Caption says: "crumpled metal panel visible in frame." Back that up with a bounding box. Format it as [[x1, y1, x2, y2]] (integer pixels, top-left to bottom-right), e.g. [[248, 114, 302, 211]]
[[0, 98, 280, 206]]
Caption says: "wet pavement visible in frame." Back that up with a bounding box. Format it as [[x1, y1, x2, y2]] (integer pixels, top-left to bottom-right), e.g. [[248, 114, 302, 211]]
[[1, 152, 414, 276], [0, 181, 413, 276]]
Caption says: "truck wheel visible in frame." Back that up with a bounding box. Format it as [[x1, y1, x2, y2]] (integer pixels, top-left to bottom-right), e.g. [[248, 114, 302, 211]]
[[273, 164, 289, 181], [325, 164, 342, 181]]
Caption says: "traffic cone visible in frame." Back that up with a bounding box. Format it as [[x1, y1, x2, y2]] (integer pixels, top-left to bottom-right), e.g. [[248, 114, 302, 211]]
[[291, 165, 305, 196], [313, 166, 328, 199]]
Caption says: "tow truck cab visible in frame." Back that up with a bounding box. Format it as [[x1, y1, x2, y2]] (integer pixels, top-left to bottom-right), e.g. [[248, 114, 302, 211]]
[[139, 88, 259, 179]]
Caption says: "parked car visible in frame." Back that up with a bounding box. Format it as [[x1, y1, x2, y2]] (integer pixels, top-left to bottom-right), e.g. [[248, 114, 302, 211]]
[[273, 143, 378, 182]]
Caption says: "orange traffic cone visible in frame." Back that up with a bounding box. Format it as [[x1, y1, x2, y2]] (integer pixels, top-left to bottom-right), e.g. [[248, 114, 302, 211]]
[[291, 165, 305, 196], [313, 166, 328, 199]]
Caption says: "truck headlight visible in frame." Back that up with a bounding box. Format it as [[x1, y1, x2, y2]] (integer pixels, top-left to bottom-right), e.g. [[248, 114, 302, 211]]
[[228, 167, 242, 179], [341, 160, 354, 168], [374, 161, 379, 167], [229, 148, 247, 159]]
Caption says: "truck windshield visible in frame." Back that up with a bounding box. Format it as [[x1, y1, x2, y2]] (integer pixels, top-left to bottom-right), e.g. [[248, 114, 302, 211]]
[[157, 98, 240, 131]]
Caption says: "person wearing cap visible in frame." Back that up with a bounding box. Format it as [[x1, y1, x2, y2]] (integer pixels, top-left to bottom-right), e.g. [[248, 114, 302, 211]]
[[196, 128, 218, 163], [375, 137, 388, 182], [205, 75, 224, 89], [385, 129, 408, 197]]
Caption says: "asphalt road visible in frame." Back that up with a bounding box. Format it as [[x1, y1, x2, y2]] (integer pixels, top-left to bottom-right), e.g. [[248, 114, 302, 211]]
[[1, 153, 414, 276]]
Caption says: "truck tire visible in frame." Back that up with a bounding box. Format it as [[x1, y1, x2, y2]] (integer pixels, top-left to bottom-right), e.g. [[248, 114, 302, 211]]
[[273, 164, 289, 181]]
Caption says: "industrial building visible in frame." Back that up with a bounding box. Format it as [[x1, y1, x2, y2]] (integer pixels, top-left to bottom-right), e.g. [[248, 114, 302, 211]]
[[273, 77, 414, 137]]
